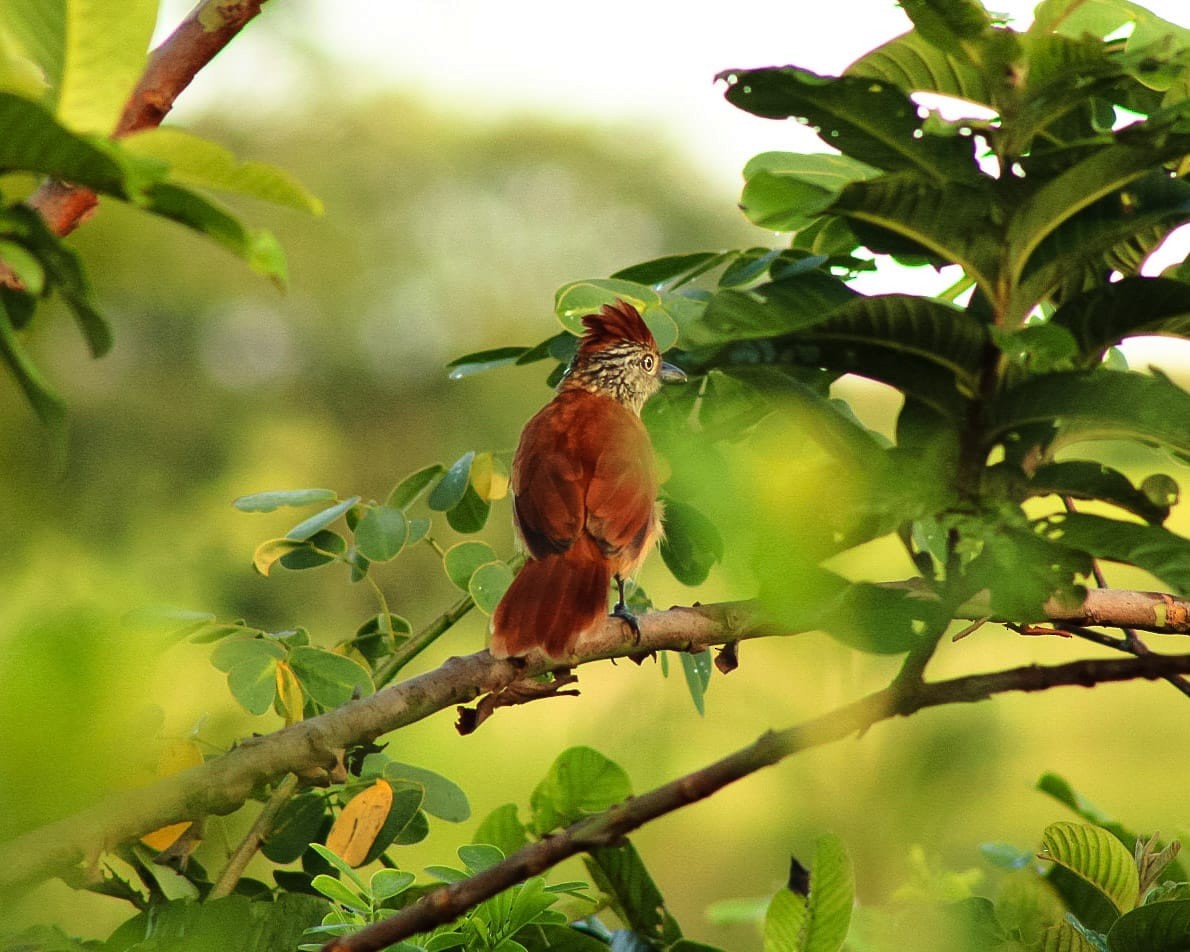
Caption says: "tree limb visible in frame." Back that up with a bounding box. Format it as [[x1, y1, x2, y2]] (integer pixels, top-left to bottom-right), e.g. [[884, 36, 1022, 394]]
[[0, 588, 1185, 892], [326, 650, 1190, 952]]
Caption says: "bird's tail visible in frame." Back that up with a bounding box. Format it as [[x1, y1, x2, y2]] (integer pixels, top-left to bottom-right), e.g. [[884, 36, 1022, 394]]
[[490, 536, 611, 660]]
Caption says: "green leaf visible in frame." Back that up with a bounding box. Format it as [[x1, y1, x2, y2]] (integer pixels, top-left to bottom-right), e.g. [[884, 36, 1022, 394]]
[[530, 747, 632, 835], [660, 499, 724, 586], [584, 843, 682, 946], [446, 346, 530, 379], [0, 295, 64, 428], [473, 804, 529, 858], [209, 635, 285, 673], [105, 895, 330, 952], [234, 488, 338, 512], [141, 182, 289, 287], [459, 844, 505, 874], [1049, 277, 1190, 364], [310, 874, 369, 913], [354, 505, 407, 562], [612, 251, 722, 287], [444, 541, 499, 589], [370, 868, 415, 902], [801, 833, 855, 952], [739, 153, 878, 233], [121, 128, 323, 213], [388, 463, 446, 509], [276, 530, 346, 571], [262, 793, 328, 863], [718, 65, 979, 181], [384, 762, 471, 822], [362, 782, 426, 865], [1108, 901, 1190, 952], [1026, 462, 1172, 525], [554, 277, 656, 331], [469, 561, 514, 615], [0, 240, 45, 295], [288, 646, 374, 708], [1, 2, 64, 97], [699, 271, 856, 345], [846, 28, 992, 102], [986, 371, 1190, 458], [1040, 822, 1141, 915], [429, 452, 475, 511], [286, 497, 360, 541], [679, 649, 713, 716], [1037, 512, 1190, 594], [55, 0, 157, 134], [227, 653, 279, 716], [446, 483, 491, 533], [764, 888, 807, 952]]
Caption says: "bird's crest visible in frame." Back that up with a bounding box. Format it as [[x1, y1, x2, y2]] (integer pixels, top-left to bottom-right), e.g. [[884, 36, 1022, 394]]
[[579, 300, 657, 353]]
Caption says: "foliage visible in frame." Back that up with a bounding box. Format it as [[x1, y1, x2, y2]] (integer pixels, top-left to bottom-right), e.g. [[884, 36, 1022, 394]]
[[2, 0, 1190, 951]]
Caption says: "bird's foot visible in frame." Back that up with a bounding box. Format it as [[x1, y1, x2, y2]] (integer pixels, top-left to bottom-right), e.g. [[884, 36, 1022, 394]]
[[610, 602, 641, 642]]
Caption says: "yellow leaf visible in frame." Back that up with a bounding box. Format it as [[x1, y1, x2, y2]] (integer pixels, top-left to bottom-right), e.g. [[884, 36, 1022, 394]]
[[275, 660, 304, 726], [326, 779, 393, 867], [141, 740, 204, 851], [470, 452, 509, 501]]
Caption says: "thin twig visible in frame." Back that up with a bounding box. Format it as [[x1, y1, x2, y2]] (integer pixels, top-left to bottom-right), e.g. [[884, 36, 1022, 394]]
[[208, 773, 299, 900], [325, 651, 1190, 952]]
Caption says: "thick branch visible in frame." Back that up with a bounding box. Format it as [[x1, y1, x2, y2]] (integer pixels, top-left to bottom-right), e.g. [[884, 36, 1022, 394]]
[[327, 651, 1190, 952], [0, 588, 1185, 892], [24, 0, 271, 237]]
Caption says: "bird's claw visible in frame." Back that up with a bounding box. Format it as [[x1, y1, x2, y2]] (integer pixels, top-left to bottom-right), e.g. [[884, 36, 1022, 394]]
[[610, 603, 641, 642]]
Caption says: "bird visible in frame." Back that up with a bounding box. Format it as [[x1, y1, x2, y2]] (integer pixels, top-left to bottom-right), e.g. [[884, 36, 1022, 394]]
[[490, 299, 686, 660]]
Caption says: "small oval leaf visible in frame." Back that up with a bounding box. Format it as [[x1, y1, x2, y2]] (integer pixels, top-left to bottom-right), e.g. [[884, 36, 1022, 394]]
[[286, 497, 360, 541], [469, 561, 514, 616], [354, 505, 408, 562], [233, 488, 337, 512], [429, 453, 475, 511], [388, 464, 446, 509], [443, 541, 499, 590]]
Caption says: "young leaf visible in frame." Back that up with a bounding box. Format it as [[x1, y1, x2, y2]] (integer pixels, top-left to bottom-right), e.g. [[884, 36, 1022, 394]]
[[1040, 822, 1140, 915], [763, 888, 807, 952], [388, 463, 446, 508], [288, 646, 373, 708], [370, 869, 415, 902], [353, 505, 407, 562], [233, 488, 337, 513], [802, 833, 855, 952]]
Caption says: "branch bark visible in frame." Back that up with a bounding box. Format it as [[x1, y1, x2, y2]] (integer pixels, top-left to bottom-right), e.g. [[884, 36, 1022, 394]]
[[0, 588, 1185, 893], [327, 650, 1190, 952]]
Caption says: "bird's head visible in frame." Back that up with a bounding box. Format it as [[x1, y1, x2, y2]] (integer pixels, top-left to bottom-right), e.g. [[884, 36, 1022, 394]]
[[563, 300, 686, 414]]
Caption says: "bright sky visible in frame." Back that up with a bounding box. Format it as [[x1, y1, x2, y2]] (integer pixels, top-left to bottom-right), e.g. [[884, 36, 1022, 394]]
[[160, 0, 1190, 369]]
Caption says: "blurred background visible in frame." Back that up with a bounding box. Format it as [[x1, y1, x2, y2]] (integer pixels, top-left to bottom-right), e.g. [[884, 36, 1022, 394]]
[[1, 0, 1188, 948]]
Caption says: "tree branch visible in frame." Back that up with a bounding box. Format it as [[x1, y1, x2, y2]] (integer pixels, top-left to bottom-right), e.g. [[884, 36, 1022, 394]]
[[326, 650, 1190, 952], [20, 0, 271, 238], [0, 587, 1185, 893]]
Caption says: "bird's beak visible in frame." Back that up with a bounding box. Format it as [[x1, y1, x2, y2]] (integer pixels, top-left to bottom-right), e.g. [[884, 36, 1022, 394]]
[[660, 361, 687, 384]]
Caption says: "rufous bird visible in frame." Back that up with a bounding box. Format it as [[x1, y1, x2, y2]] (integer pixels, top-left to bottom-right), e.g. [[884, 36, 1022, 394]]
[[490, 300, 686, 660]]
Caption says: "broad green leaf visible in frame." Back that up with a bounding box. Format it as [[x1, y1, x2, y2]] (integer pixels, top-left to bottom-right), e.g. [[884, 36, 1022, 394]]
[[986, 371, 1190, 457], [659, 499, 724, 586], [261, 793, 328, 863], [105, 895, 330, 952], [286, 497, 360, 541], [530, 747, 632, 835], [679, 649, 713, 716], [1026, 461, 1171, 524], [459, 843, 505, 874], [388, 464, 446, 509], [288, 646, 373, 708], [227, 653, 279, 716], [469, 561, 514, 615], [612, 251, 723, 287], [846, 28, 992, 103], [473, 804, 528, 858], [353, 505, 407, 562], [897, 0, 994, 53], [446, 346, 530, 379], [718, 65, 979, 181], [1037, 512, 1190, 594], [1, 2, 64, 97], [446, 483, 491, 533], [429, 452, 475, 511], [585, 843, 682, 946], [56, 0, 157, 134], [764, 888, 807, 952], [443, 541, 498, 589], [1108, 900, 1190, 951], [1040, 822, 1140, 915], [698, 271, 856, 345], [142, 182, 289, 287], [209, 635, 285, 673], [829, 173, 1000, 294], [739, 152, 878, 231], [554, 278, 679, 352], [384, 762, 471, 822], [1049, 277, 1190, 363], [370, 869, 415, 902], [802, 833, 855, 952], [234, 488, 337, 512], [0, 296, 64, 427], [121, 128, 322, 213]]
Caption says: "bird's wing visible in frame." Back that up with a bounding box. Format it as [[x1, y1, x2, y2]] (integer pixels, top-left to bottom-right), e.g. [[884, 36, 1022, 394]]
[[510, 396, 588, 558], [583, 402, 658, 562]]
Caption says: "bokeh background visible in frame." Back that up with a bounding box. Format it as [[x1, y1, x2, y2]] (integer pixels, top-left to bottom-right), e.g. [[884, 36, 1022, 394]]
[[2, 0, 1188, 948]]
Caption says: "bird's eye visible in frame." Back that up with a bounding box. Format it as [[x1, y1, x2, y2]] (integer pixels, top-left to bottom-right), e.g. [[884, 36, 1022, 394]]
[[641, 354, 656, 373]]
